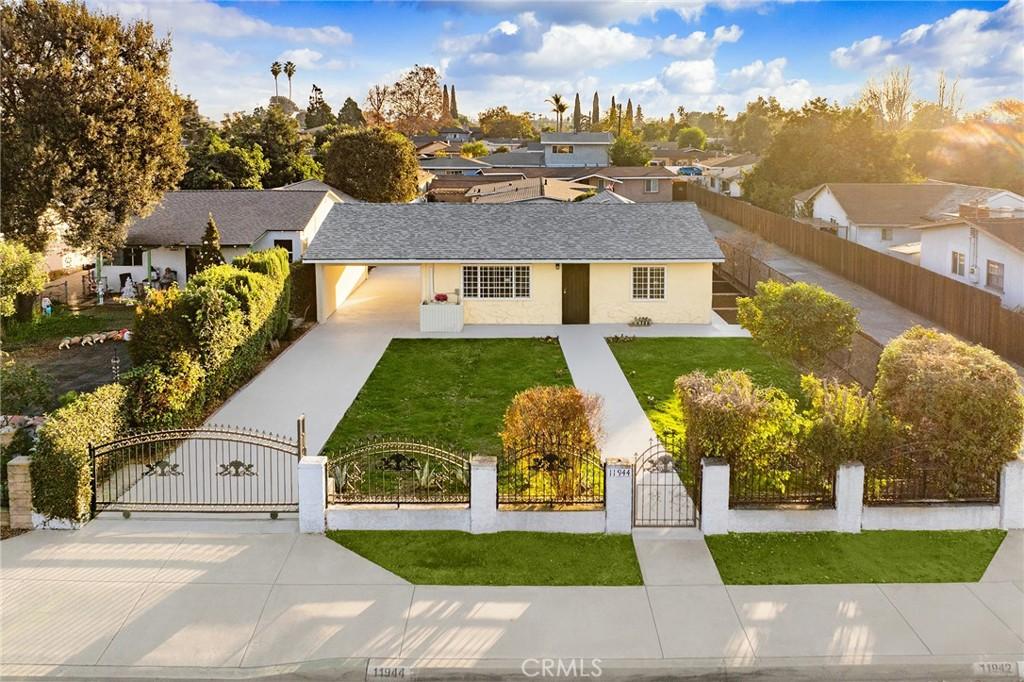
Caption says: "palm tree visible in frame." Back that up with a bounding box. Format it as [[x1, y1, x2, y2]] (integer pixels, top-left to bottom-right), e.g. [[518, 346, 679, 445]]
[[546, 93, 568, 132], [284, 61, 296, 101], [270, 61, 282, 97]]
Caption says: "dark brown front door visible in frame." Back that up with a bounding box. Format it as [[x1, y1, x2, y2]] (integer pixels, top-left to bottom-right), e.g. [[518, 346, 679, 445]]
[[561, 264, 590, 324]]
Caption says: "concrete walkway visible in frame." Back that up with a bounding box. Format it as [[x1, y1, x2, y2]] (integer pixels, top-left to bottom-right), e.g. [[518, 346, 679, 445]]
[[2, 523, 1021, 679]]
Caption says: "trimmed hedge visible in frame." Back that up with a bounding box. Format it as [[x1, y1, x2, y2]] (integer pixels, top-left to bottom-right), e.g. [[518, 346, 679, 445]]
[[232, 247, 291, 339], [289, 261, 316, 321], [31, 383, 127, 522], [129, 286, 191, 365], [123, 351, 206, 429]]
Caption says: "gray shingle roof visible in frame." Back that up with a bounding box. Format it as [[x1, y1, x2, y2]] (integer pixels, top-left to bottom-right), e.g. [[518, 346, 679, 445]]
[[304, 202, 723, 263], [476, 151, 545, 167], [125, 190, 330, 247], [418, 157, 492, 169], [541, 132, 613, 144]]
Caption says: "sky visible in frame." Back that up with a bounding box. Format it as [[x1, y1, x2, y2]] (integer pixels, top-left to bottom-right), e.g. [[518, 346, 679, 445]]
[[93, 0, 1024, 121]]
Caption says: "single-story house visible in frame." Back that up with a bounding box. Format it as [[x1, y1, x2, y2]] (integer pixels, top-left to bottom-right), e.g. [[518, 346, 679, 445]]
[[466, 177, 593, 204], [792, 182, 1024, 254], [274, 178, 362, 203], [304, 202, 723, 328], [418, 156, 492, 176], [439, 126, 472, 143], [99, 189, 338, 291], [648, 144, 717, 166], [570, 166, 677, 203], [581, 190, 635, 204], [695, 153, 758, 196], [911, 216, 1024, 309]]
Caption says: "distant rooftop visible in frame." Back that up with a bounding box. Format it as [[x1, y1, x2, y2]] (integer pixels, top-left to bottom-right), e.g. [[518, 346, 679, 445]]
[[540, 132, 614, 145]]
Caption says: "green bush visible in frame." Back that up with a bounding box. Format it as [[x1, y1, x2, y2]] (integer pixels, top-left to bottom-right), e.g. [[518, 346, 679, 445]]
[[183, 284, 247, 377], [232, 247, 291, 338], [0, 356, 55, 415], [32, 383, 127, 522], [873, 327, 1024, 493], [737, 280, 859, 368], [130, 286, 191, 365], [289, 261, 316, 321], [800, 375, 896, 467], [123, 352, 206, 429]]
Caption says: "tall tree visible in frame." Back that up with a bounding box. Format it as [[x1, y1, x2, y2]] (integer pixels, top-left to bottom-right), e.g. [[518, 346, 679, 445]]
[[634, 105, 644, 131], [323, 127, 419, 202], [591, 92, 600, 130], [284, 61, 297, 101], [384, 64, 443, 134], [546, 93, 568, 132], [442, 85, 450, 121], [609, 131, 651, 166], [305, 84, 335, 128], [573, 93, 582, 132], [365, 84, 390, 125], [676, 126, 707, 149], [0, 0, 186, 254], [270, 61, 282, 98], [337, 97, 366, 127], [450, 84, 459, 119], [0, 241, 46, 319], [223, 106, 320, 187], [195, 213, 225, 272], [859, 65, 913, 132], [181, 131, 269, 189], [731, 96, 786, 153], [478, 106, 534, 138], [624, 99, 634, 130]]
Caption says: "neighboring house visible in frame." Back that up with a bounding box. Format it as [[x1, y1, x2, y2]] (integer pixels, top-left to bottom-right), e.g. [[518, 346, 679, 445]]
[[439, 126, 472, 143], [648, 144, 717, 166], [792, 182, 1024, 253], [540, 132, 613, 167], [912, 215, 1024, 309], [695, 153, 758, 196], [476, 149, 546, 167], [478, 138, 530, 152], [418, 156, 492, 176], [305, 202, 723, 327], [426, 175, 490, 203], [100, 190, 337, 291], [42, 222, 91, 274], [466, 178, 592, 204], [415, 140, 459, 158], [275, 178, 362, 203], [581, 190, 635, 204], [571, 166, 677, 203]]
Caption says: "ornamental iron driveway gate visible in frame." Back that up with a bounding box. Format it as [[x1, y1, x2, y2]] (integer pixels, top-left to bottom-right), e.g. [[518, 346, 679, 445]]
[[633, 436, 699, 527], [90, 417, 305, 515]]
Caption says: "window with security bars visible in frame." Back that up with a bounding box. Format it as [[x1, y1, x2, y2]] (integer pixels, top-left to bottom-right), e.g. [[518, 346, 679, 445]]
[[462, 265, 531, 299], [632, 266, 666, 300]]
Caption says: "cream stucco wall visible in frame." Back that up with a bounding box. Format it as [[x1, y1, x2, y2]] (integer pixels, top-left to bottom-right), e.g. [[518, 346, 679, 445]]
[[589, 262, 713, 324], [316, 264, 368, 322], [424, 263, 563, 325]]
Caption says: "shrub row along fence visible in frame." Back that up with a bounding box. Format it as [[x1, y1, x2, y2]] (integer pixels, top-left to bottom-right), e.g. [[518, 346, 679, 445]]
[[863, 451, 1001, 505], [681, 182, 1024, 366], [729, 455, 836, 508]]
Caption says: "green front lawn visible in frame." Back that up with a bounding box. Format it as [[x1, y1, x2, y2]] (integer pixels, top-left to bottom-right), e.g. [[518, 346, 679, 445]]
[[607, 337, 801, 440], [3, 303, 136, 351], [328, 530, 643, 585], [706, 530, 1006, 584], [322, 338, 572, 456]]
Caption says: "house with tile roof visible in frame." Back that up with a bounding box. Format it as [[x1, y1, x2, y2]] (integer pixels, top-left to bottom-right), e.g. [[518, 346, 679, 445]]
[[694, 153, 759, 196], [792, 182, 1024, 254], [99, 189, 339, 291], [470, 165, 677, 202], [466, 177, 593, 204], [304, 202, 723, 328]]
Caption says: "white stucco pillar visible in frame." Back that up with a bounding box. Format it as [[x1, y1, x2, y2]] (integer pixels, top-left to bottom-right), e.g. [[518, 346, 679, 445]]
[[298, 456, 327, 533], [700, 458, 730, 536], [604, 459, 633, 534], [836, 461, 865, 533], [470, 455, 497, 534], [999, 459, 1024, 530]]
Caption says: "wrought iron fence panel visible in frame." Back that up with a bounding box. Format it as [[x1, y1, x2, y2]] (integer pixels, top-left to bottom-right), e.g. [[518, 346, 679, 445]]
[[729, 455, 836, 508], [632, 434, 699, 527], [327, 437, 471, 505], [863, 450, 1000, 505], [498, 437, 605, 507], [90, 419, 304, 514]]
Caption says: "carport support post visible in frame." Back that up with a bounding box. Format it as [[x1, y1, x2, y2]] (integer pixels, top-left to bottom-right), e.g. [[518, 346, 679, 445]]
[[298, 456, 327, 533], [470, 456, 497, 534], [604, 459, 633, 534], [700, 458, 729, 536]]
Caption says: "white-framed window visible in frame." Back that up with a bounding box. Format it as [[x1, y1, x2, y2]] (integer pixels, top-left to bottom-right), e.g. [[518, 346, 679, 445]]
[[643, 179, 660, 193], [462, 265, 531, 299], [632, 266, 666, 300], [552, 145, 574, 154], [986, 260, 1005, 292], [951, 251, 965, 276], [111, 246, 143, 266], [880, 227, 893, 241]]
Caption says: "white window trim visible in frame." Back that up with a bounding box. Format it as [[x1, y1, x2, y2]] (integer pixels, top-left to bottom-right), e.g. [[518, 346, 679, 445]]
[[985, 259, 1005, 292], [951, 251, 965, 277], [631, 265, 667, 301], [551, 145, 574, 154], [643, 179, 660, 193], [461, 264, 533, 300]]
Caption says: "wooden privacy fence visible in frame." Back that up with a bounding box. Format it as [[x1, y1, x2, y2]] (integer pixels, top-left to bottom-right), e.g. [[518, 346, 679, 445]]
[[681, 183, 1024, 366]]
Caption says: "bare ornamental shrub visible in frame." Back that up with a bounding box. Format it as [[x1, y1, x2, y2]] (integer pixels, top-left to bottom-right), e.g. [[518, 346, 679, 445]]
[[800, 374, 897, 468], [501, 385, 603, 451]]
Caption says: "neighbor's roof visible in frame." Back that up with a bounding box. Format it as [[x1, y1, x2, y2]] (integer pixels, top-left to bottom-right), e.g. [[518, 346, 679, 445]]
[[418, 157, 492, 169], [475, 151, 545, 167], [699, 153, 759, 168], [540, 132, 614, 145], [304, 202, 723, 263], [275, 179, 362, 203], [581, 190, 635, 204], [467, 177, 592, 204], [126, 190, 330, 247], [911, 217, 1024, 252], [575, 166, 677, 180], [793, 182, 1018, 226]]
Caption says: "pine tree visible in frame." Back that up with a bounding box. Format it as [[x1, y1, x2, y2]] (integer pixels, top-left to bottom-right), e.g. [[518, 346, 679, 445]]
[[441, 85, 450, 121], [591, 93, 600, 129], [449, 85, 459, 119], [624, 99, 634, 130], [196, 213, 225, 271], [635, 105, 644, 130], [572, 93, 582, 132]]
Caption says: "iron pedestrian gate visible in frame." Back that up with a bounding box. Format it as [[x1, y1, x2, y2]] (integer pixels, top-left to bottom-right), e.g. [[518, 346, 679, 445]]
[[90, 417, 306, 516], [632, 438, 699, 527]]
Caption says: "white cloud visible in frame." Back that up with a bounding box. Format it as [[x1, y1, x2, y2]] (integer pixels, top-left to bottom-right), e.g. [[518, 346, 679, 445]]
[[277, 48, 324, 70], [830, 35, 893, 69], [661, 59, 717, 94], [93, 0, 353, 45], [658, 24, 742, 57], [727, 57, 787, 88], [524, 25, 653, 69]]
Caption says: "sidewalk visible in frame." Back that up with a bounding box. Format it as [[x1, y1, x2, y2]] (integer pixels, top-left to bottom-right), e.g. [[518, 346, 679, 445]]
[[1, 521, 1020, 679]]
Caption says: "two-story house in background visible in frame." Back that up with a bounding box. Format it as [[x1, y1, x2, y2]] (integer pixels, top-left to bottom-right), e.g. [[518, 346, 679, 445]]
[[539, 132, 613, 167]]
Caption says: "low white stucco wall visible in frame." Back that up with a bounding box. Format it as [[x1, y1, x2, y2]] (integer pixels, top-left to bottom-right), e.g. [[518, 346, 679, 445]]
[[327, 505, 470, 531], [862, 504, 1001, 531], [493, 510, 607, 533], [728, 509, 838, 533]]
